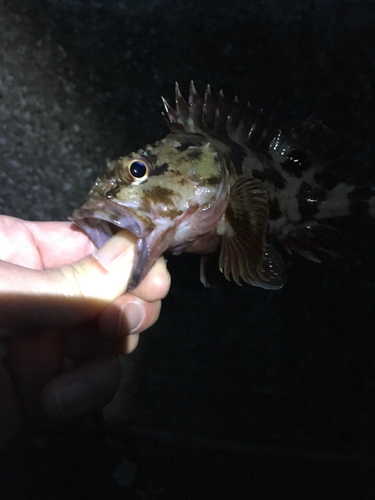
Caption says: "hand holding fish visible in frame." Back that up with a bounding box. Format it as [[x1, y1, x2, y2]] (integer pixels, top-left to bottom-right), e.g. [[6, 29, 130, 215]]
[[0, 215, 170, 446]]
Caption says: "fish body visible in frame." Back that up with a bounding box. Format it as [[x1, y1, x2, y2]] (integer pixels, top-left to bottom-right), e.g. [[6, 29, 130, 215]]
[[70, 82, 375, 289]]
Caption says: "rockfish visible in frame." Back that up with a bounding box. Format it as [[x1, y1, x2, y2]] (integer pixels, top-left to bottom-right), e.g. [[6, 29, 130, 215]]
[[70, 82, 375, 290]]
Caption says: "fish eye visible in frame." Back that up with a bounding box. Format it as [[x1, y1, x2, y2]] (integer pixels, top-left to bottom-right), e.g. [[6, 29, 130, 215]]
[[128, 159, 150, 182]]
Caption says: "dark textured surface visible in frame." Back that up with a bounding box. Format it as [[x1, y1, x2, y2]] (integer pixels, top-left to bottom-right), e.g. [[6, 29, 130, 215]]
[[1, 0, 375, 497]]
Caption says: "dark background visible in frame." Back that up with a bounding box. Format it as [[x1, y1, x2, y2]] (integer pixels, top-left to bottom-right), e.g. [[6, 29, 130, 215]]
[[1, 0, 375, 498]]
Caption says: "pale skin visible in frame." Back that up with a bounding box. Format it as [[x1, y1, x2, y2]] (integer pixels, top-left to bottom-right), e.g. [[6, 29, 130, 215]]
[[0, 215, 170, 446]]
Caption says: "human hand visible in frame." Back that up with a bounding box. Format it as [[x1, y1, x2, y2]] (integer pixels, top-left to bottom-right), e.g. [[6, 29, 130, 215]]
[[0, 215, 170, 445]]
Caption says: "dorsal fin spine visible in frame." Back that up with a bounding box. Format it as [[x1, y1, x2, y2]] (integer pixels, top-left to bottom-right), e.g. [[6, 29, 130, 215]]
[[160, 83, 351, 178]]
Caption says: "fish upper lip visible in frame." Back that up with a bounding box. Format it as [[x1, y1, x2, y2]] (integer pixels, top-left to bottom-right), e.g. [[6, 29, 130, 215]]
[[71, 196, 156, 231], [70, 196, 156, 240]]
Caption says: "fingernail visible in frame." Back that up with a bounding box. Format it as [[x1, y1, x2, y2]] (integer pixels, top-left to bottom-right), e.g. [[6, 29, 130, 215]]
[[119, 301, 145, 335], [46, 379, 92, 417], [92, 229, 137, 270]]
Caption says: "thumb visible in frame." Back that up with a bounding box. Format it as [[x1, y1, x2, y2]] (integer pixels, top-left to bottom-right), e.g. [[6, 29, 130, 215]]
[[0, 230, 137, 329]]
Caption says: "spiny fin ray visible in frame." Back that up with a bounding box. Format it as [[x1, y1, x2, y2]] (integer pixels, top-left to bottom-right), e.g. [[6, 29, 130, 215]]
[[280, 221, 346, 261], [161, 82, 351, 182]]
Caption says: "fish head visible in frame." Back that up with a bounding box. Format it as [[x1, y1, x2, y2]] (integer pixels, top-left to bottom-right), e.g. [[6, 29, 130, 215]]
[[70, 132, 230, 289]]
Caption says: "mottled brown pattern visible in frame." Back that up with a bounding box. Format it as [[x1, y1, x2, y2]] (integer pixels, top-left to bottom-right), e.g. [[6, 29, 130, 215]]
[[176, 142, 194, 152], [144, 185, 179, 207], [104, 186, 120, 199], [163, 208, 183, 218], [149, 162, 169, 177], [176, 176, 189, 186], [143, 151, 158, 165], [186, 148, 202, 161], [205, 175, 223, 186]]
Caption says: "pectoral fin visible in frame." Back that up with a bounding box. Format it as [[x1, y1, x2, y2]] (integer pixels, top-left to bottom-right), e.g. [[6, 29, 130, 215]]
[[218, 177, 270, 286]]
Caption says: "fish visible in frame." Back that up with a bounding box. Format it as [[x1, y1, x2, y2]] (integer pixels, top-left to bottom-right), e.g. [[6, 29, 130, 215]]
[[70, 81, 375, 290]]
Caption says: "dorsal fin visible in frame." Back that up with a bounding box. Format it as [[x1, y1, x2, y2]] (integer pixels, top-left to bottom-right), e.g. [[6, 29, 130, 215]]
[[161, 81, 288, 151], [161, 82, 351, 180]]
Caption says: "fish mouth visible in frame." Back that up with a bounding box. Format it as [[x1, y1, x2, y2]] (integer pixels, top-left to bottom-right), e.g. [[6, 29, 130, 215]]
[[69, 196, 156, 289]]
